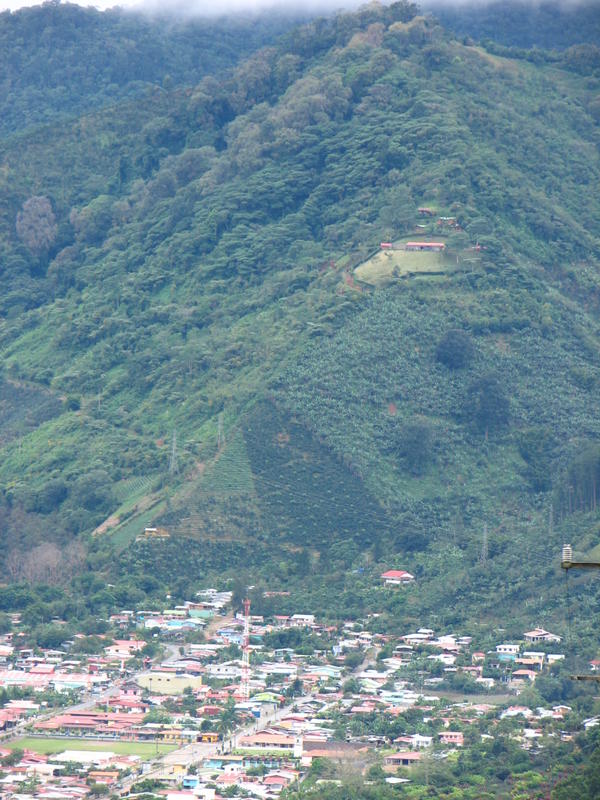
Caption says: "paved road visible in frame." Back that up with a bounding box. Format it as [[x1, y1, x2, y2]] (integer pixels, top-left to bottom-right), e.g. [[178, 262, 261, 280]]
[[117, 692, 316, 794], [116, 643, 384, 794]]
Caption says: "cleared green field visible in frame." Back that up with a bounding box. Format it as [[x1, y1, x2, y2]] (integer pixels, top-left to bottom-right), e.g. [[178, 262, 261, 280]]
[[354, 246, 452, 286], [108, 501, 167, 550], [7, 737, 176, 756]]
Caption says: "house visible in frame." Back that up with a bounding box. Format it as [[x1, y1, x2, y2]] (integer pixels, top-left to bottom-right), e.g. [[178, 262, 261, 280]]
[[511, 669, 537, 683], [394, 734, 432, 749], [496, 644, 520, 659], [438, 731, 464, 747], [380, 242, 393, 249], [237, 732, 300, 754], [405, 241, 445, 252], [501, 706, 533, 719], [290, 614, 315, 627], [139, 526, 170, 540], [87, 771, 120, 785], [523, 628, 562, 644], [384, 751, 422, 767], [381, 570, 415, 587]]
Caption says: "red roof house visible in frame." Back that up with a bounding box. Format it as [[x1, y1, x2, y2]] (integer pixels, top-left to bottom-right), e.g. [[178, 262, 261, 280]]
[[381, 570, 415, 586]]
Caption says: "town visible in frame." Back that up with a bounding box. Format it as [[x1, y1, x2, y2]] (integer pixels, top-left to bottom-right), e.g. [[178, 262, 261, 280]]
[[0, 570, 593, 799]]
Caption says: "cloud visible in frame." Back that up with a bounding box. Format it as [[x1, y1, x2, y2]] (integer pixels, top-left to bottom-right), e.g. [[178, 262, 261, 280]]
[[1, 0, 596, 18], [0, 0, 362, 14], [122, 0, 362, 16], [422, 0, 597, 6]]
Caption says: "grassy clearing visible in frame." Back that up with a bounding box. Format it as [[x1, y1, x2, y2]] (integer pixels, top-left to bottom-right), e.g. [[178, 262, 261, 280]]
[[7, 736, 177, 756], [108, 501, 167, 550], [433, 691, 513, 705], [354, 246, 453, 286]]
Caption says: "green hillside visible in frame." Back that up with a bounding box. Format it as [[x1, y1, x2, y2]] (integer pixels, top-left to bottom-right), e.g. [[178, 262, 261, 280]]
[[0, 1, 599, 650]]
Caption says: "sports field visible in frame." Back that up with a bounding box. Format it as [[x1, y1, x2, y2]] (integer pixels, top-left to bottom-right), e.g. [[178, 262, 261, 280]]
[[7, 737, 177, 757]]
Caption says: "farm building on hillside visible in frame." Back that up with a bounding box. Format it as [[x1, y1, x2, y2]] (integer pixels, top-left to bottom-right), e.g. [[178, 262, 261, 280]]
[[405, 242, 445, 252], [381, 570, 415, 587]]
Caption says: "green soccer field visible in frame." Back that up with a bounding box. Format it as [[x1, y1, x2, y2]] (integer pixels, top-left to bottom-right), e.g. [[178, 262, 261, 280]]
[[7, 737, 177, 757]]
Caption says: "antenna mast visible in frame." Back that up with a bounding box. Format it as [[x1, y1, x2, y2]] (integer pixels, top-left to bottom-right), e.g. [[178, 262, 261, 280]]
[[241, 597, 251, 701]]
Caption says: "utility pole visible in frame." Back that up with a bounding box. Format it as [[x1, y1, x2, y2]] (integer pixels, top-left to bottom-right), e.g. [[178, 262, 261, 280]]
[[561, 543, 600, 681]]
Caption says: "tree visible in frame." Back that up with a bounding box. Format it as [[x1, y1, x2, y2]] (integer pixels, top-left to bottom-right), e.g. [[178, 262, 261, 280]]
[[397, 419, 433, 475], [436, 329, 475, 369], [518, 427, 556, 492], [465, 374, 510, 437], [87, 783, 109, 796], [553, 729, 600, 799], [218, 697, 239, 735], [15, 196, 57, 258]]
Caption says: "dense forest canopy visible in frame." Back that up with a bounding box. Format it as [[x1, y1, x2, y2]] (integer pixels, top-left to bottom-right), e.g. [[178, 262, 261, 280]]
[[0, 1, 304, 135], [426, 0, 600, 50]]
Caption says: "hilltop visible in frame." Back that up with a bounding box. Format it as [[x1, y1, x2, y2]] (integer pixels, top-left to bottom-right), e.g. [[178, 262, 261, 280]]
[[0, 1, 599, 651]]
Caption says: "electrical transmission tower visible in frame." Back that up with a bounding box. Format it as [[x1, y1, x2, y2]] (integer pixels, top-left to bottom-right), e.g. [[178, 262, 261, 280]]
[[480, 523, 488, 566], [169, 429, 178, 475], [217, 412, 225, 451]]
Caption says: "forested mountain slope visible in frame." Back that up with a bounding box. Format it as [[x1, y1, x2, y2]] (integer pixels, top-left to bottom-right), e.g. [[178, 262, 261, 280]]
[[0, 2, 599, 645], [426, 0, 600, 50], [0, 2, 301, 136]]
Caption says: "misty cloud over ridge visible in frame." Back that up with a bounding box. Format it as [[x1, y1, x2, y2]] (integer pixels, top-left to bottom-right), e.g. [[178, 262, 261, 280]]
[[110, 0, 600, 14], [2, 0, 598, 16], [122, 0, 363, 16]]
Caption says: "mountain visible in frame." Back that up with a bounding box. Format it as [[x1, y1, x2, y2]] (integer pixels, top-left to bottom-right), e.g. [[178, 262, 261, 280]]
[[0, 1, 599, 650]]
